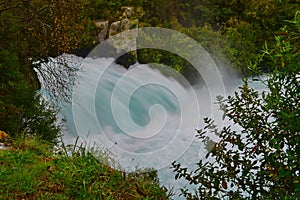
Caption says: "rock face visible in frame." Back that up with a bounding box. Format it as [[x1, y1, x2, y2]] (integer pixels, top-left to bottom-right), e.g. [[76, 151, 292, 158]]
[[109, 18, 138, 53], [95, 20, 109, 43], [122, 6, 134, 18], [94, 7, 139, 68]]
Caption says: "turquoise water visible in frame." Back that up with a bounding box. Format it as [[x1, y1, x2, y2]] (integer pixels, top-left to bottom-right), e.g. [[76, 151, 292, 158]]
[[40, 55, 207, 198], [38, 54, 265, 199]]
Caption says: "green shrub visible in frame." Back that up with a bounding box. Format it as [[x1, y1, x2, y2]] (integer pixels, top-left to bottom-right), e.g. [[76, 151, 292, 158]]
[[172, 12, 300, 199], [0, 49, 61, 143]]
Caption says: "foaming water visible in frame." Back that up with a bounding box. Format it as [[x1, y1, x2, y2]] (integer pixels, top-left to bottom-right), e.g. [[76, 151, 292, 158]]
[[39, 54, 245, 199], [71, 56, 205, 171]]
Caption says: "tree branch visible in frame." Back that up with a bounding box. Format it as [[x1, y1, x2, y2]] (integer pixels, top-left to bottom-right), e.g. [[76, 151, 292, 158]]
[[0, 4, 21, 13]]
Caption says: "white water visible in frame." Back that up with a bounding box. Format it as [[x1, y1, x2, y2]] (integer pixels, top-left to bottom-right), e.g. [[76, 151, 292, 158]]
[[37, 54, 266, 199]]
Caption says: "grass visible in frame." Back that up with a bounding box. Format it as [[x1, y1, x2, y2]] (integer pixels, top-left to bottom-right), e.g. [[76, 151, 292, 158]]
[[0, 138, 170, 199]]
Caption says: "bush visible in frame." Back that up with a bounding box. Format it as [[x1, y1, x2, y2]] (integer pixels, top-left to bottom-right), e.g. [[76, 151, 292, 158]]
[[171, 12, 300, 199], [0, 49, 61, 143]]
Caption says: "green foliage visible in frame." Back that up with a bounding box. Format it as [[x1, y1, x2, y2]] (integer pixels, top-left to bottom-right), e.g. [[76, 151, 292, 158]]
[[0, 49, 60, 143], [0, 138, 169, 199], [224, 21, 258, 73], [171, 13, 300, 199], [138, 49, 185, 75], [182, 26, 242, 71], [77, 1, 300, 75], [0, 0, 89, 61], [0, 1, 91, 141], [76, 0, 300, 72], [137, 25, 245, 82]]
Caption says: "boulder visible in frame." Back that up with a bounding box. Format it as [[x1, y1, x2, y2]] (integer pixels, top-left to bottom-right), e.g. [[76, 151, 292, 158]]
[[121, 6, 134, 18], [92, 7, 140, 68], [95, 20, 109, 43], [109, 21, 122, 37]]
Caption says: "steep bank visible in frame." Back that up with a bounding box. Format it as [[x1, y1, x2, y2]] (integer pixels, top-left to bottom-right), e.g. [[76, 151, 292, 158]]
[[0, 138, 169, 199]]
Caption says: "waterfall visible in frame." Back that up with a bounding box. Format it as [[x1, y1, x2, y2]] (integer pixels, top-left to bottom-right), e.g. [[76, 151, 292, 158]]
[[36, 52, 247, 199], [36, 28, 261, 199]]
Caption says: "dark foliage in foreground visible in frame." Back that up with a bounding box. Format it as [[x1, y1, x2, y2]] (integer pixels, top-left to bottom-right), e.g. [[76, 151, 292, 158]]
[[172, 12, 300, 199]]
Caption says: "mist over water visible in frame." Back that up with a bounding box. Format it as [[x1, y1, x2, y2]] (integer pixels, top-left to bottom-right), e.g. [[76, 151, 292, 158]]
[[35, 52, 246, 198], [71, 57, 200, 169]]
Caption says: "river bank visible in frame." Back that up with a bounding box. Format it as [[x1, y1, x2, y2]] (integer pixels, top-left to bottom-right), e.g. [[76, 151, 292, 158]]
[[0, 137, 169, 199]]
